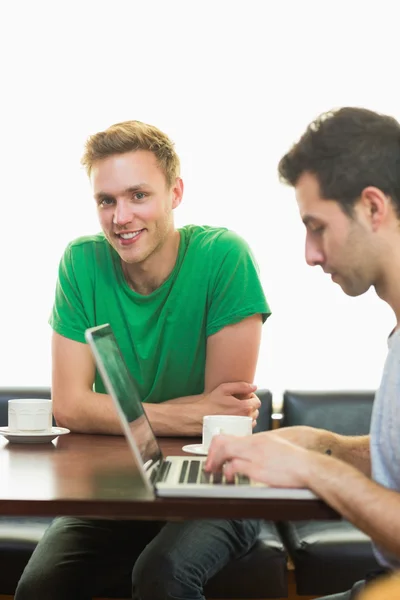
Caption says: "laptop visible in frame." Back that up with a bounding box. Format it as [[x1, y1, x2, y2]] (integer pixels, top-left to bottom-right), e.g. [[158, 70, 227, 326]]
[[85, 323, 317, 500]]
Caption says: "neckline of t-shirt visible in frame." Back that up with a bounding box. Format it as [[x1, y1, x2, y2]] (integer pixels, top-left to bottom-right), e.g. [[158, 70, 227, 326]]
[[113, 228, 187, 298]]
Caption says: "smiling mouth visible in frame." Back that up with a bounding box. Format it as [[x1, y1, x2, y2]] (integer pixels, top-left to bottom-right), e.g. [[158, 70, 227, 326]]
[[116, 229, 145, 240]]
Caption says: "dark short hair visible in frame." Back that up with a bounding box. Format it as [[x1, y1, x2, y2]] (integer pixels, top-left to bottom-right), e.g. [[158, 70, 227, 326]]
[[278, 107, 400, 216]]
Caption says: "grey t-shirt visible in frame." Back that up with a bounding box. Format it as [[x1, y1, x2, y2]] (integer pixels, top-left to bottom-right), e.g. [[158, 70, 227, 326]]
[[370, 328, 400, 569]]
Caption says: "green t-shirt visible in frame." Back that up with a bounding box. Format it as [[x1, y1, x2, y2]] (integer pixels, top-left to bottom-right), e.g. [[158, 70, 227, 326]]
[[50, 225, 271, 403]]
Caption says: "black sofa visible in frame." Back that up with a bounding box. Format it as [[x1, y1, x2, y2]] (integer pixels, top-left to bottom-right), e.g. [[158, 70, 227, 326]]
[[277, 390, 380, 597], [0, 387, 288, 598]]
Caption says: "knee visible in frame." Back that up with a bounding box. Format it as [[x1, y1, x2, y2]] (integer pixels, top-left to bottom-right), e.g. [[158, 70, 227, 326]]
[[15, 553, 77, 600], [132, 550, 200, 600], [15, 568, 58, 600]]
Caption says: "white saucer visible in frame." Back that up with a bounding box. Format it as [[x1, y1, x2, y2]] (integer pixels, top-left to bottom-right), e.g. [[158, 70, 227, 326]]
[[182, 443, 208, 456], [0, 426, 70, 444]]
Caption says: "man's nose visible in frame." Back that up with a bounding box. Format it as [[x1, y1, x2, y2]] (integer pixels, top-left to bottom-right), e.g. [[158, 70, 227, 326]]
[[113, 201, 132, 226], [305, 236, 324, 267]]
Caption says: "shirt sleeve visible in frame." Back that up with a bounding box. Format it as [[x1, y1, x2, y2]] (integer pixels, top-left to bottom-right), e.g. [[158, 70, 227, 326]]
[[206, 230, 271, 337], [49, 243, 90, 343]]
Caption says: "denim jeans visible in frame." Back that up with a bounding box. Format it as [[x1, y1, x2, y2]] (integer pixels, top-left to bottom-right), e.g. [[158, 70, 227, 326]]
[[318, 581, 364, 600], [15, 516, 260, 600], [318, 569, 391, 599]]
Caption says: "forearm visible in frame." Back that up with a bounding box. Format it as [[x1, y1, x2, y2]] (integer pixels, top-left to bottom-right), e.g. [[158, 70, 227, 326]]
[[162, 395, 202, 405], [54, 390, 123, 434], [143, 395, 204, 436], [55, 390, 204, 435], [279, 426, 371, 476], [327, 432, 371, 476], [56, 385, 253, 437], [305, 452, 400, 556]]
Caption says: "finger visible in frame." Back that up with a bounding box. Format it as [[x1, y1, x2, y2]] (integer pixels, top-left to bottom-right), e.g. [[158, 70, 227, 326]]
[[222, 461, 236, 482], [239, 400, 261, 417], [220, 382, 257, 396], [244, 395, 261, 409], [206, 434, 258, 471], [235, 391, 262, 403], [224, 457, 265, 483], [205, 434, 238, 471], [206, 432, 269, 472]]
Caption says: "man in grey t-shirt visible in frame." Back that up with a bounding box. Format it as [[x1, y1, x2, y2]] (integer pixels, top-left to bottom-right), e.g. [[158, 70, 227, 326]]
[[205, 106, 400, 599]]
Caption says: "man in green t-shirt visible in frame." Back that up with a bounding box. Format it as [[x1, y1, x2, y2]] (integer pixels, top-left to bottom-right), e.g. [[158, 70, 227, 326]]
[[15, 120, 271, 600]]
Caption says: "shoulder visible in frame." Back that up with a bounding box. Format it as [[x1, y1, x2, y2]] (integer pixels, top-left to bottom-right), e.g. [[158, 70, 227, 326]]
[[65, 232, 108, 253], [58, 234, 112, 283], [61, 233, 109, 262], [180, 225, 250, 256]]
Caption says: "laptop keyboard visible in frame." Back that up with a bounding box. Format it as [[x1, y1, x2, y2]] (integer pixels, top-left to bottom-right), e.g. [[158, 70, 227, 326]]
[[157, 459, 250, 485]]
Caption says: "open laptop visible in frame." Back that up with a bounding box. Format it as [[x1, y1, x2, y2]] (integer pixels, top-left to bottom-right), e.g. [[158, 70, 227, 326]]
[[85, 323, 317, 499]]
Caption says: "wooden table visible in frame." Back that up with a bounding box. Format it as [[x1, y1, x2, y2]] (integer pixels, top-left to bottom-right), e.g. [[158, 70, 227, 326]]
[[0, 433, 339, 521]]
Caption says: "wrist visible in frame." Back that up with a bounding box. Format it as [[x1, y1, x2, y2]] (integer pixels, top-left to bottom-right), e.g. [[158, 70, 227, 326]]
[[300, 449, 328, 488]]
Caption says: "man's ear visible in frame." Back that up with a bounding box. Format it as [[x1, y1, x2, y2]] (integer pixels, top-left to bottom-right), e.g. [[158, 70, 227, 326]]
[[171, 177, 184, 209], [359, 186, 388, 230]]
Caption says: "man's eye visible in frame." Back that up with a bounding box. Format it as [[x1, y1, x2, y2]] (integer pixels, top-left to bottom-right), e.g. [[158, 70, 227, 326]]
[[310, 225, 324, 234], [134, 192, 146, 201], [99, 197, 114, 207]]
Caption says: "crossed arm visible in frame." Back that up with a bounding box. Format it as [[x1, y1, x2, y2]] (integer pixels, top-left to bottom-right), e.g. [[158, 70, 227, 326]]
[[51, 314, 263, 436], [205, 427, 400, 557]]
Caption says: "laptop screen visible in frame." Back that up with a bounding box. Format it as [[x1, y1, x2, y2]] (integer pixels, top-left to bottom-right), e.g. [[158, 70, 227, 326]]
[[85, 324, 163, 472]]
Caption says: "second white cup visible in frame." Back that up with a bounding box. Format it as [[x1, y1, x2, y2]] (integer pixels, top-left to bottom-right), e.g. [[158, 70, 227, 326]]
[[202, 414, 252, 451], [8, 399, 53, 433]]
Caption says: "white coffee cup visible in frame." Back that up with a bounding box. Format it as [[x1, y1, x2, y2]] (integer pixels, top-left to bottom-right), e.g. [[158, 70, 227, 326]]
[[202, 415, 252, 451], [8, 399, 53, 433]]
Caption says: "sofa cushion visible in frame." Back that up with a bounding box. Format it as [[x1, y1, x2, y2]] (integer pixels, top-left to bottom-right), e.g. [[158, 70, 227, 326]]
[[253, 389, 273, 433], [278, 520, 379, 596], [281, 390, 375, 434]]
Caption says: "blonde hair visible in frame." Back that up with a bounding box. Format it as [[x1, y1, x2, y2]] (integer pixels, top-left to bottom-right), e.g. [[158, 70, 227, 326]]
[[81, 120, 180, 187]]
